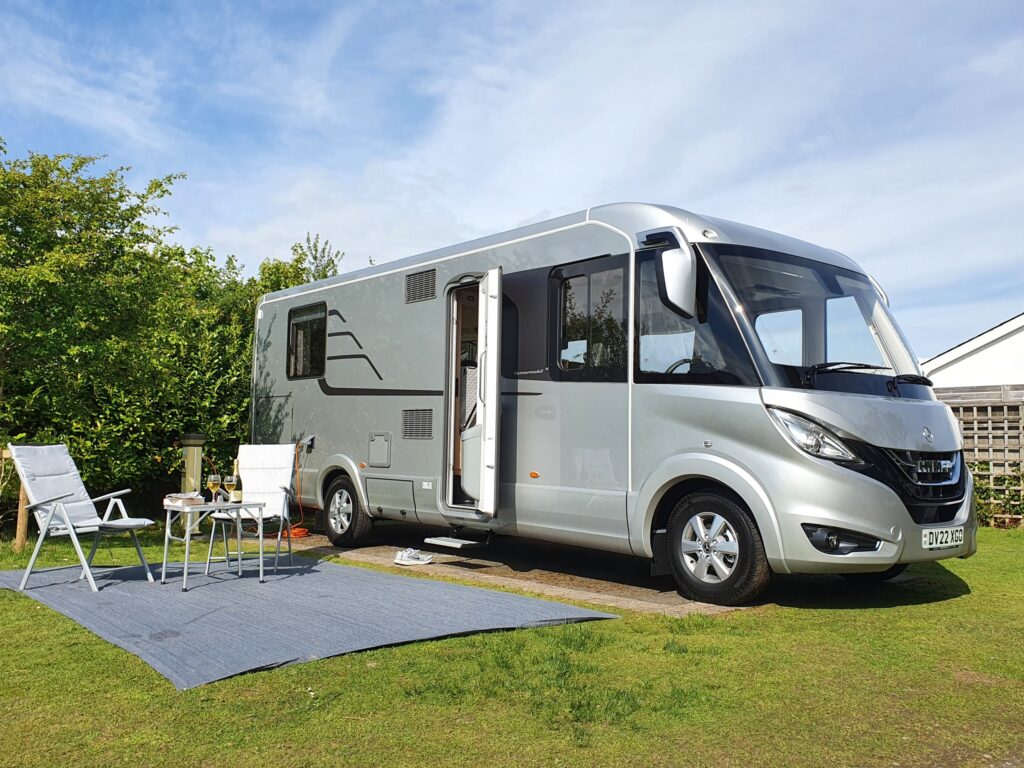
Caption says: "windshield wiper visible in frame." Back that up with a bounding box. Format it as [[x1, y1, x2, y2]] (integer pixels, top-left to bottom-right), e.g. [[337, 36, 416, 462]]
[[892, 373, 933, 386], [801, 362, 888, 386]]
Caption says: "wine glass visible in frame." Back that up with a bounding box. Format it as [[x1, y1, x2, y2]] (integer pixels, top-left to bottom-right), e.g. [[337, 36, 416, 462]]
[[206, 474, 221, 503], [223, 473, 237, 502]]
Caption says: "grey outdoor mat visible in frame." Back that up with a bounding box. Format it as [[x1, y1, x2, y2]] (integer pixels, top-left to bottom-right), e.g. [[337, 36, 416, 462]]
[[0, 557, 615, 689]]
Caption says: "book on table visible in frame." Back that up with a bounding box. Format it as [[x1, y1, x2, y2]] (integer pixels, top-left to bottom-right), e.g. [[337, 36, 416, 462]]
[[164, 492, 205, 506]]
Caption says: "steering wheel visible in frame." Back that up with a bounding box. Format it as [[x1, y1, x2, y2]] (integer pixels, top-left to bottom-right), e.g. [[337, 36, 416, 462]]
[[665, 357, 694, 374]]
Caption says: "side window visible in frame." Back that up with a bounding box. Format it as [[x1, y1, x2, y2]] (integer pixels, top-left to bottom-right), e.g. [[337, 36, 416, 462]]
[[559, 275, 589, 369], [287, 303, 326, 379], [755, 309, 803, 366], [553, 256, 627, 381], [635, 252, 759, 386]]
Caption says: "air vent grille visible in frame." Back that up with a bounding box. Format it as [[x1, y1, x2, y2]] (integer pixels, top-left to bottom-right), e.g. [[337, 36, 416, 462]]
[[401, 409, 433, 439], [405, 269, 436, 303]]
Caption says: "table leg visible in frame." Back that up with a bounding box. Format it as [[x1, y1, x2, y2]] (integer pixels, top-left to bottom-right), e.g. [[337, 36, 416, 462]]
[[182, 510, 192, 592], [258, 513, 265, 583], [161, 509, 174, 584], [236, 512, 243, 577]]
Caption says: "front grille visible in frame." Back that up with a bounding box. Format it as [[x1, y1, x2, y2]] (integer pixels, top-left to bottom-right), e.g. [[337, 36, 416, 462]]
[[848, 442, 966, 525], [885, 449, 960, 485]]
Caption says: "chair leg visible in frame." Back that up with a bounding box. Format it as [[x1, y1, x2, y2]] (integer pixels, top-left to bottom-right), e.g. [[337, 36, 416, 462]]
[[18, 528, 50, 591], [130, 530, 154, 582], [274, 518, 283, 574], [80, 532, 100, 580], [205, 521, 217, 575], [222, 523, 230, 567], [67, 527, 98, 592]]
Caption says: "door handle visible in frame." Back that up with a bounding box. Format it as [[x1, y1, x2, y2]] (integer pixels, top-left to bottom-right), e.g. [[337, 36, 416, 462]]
[[478, 350, 487, 405]]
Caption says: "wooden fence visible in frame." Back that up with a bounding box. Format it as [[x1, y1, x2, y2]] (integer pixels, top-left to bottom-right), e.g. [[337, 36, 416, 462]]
[[935, 384, 1024, 526]]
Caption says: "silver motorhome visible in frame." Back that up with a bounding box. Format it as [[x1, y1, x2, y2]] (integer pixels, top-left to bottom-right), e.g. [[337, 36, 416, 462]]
[[252, 203, 977, 604]]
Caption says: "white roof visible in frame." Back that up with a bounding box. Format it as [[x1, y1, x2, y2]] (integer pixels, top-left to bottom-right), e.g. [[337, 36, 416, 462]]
[[922, 312, 1024, 376]]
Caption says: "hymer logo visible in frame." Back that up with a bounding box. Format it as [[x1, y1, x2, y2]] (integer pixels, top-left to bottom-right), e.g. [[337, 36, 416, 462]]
[[917, 459, 954, 474]]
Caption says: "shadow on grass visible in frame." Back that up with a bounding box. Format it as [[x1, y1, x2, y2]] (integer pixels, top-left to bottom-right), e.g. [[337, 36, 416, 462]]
[[763, 561, 970, 609]]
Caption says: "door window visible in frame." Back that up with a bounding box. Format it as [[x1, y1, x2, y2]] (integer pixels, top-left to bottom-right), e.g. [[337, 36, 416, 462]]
[[635, 252, 759, 385]]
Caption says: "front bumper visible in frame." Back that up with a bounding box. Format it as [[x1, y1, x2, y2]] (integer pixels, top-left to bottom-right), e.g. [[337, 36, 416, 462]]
[[777, 467, 978, 575]]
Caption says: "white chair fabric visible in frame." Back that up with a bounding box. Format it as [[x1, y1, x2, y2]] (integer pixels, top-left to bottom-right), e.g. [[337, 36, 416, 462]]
[[8, 443, 154, 592], [205, 443, 296, 576], [210, 443, 295, 522], [12, 444, 104, 531]]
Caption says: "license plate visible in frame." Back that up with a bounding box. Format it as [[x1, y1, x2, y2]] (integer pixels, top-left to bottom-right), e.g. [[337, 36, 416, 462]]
[[921, 526, 964, 550]]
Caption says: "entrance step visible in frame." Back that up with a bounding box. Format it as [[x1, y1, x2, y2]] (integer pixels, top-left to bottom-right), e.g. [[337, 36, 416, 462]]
[[424, 535, 487, 550]]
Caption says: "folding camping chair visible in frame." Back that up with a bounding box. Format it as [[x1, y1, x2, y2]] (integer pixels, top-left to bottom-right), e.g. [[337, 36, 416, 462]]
[[204, 443, 296, 576], [8, 443, 155, 592]]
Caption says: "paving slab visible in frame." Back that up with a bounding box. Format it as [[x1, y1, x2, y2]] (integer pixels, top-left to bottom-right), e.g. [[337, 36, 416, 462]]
[[289, 521, 738, 618]]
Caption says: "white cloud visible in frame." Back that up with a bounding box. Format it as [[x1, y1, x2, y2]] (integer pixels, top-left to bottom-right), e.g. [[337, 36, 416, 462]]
[[0, 9, 170, 150], [4, 0, 1021, 358]]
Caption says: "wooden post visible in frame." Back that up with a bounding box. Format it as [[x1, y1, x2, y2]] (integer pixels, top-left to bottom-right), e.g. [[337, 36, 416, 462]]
[[14, 484, 28, 553], [2, 448, 28, 553]]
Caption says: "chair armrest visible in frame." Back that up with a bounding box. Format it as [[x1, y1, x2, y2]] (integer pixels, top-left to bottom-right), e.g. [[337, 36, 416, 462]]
[[26, 492, 75, 511], [91, 488, 131, 503], [280, 486, 296, 501]]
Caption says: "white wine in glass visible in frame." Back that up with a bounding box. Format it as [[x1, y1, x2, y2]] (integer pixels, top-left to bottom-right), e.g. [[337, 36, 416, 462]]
[[207, 474, 221, 502], [224, 474, 237, 499]]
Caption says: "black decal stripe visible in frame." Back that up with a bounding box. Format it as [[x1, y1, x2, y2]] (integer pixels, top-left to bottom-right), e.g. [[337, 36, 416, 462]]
[[329, 309, 346, 323], [318, 379, 442, 397], [328, 331, 363, 349], [502, 391, 543, 397], [327, 353, 384, 380]]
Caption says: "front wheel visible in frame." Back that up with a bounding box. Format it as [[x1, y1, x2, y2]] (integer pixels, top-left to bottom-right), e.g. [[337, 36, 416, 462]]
[[323, 475, 373, 547], [667, 491, 771, 606]]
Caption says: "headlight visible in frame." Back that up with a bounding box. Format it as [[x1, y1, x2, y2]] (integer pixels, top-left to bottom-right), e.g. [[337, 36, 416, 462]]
[[767, 408, 863, 464]]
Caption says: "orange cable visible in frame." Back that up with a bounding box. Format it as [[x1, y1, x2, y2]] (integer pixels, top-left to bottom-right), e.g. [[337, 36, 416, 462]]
[[266, 442, 309, 538]]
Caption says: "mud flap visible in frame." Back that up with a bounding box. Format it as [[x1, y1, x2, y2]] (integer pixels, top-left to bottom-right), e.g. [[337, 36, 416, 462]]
[[650, 528, 672, 577]]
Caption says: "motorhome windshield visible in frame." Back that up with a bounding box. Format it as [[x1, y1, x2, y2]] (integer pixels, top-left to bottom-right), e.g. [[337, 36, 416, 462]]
[[703, 244, 930, 399]]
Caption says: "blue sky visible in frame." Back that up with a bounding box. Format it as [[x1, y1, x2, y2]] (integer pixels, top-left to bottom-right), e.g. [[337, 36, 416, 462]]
[[1, 0, 1022, 359]]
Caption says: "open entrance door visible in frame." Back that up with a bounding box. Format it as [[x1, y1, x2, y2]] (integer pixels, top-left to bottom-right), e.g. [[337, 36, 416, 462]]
[[454, 267, 502, 517]]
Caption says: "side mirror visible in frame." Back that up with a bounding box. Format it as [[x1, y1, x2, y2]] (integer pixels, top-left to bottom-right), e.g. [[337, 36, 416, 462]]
[[658, 247, 697, 318]]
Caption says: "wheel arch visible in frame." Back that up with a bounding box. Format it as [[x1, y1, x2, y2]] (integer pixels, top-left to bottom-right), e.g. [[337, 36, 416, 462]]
[[317, 455, 368, 512], [630, 454, 788, 573]]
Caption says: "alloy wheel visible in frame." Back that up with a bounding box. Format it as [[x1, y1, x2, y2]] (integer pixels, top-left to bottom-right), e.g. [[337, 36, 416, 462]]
[[329, 489, 353, 535], [678, 512, 739, 584]]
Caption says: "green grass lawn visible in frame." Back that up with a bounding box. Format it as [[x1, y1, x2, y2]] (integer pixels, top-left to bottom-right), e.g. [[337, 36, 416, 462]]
[[1, 528, 1022, 768]]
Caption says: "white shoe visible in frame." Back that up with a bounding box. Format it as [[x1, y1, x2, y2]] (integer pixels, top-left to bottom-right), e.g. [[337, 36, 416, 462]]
[[394, 548, 433, 566]]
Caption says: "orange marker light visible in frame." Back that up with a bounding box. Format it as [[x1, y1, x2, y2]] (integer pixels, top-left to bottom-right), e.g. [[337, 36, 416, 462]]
[[529, 471, 540, 479], [359, 462, 367, 469]]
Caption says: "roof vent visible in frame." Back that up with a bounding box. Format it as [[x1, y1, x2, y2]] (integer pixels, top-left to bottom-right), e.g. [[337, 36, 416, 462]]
[[401, 409, 433, 439], [405, 269, 436, 303]]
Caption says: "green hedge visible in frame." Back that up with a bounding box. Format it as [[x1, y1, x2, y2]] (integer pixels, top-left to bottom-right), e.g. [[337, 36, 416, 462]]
[[0, 142, 336, 528]]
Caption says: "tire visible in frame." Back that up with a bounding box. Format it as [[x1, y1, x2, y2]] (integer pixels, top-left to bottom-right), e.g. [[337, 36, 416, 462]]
[[667, 491, 771, 606], [840, 563, 908, 583], [323, 475, 373, 547]]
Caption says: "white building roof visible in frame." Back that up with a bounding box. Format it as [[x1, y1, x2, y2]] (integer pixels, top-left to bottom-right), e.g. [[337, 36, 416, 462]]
[[923, 312, 1024, 387]]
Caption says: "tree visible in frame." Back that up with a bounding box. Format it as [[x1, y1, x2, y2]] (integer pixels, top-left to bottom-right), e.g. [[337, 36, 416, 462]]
[[290, 232, 343, 281], [0, 145, 185, 501], [0, 141, 351, 523]]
